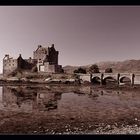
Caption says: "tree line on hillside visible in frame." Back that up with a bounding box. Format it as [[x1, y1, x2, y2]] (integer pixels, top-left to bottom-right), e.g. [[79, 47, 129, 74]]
[[73, 64, 113, 74]]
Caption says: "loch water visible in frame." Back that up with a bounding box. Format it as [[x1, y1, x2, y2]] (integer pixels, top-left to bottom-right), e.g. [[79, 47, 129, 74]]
[[0, 85, 140, 122]]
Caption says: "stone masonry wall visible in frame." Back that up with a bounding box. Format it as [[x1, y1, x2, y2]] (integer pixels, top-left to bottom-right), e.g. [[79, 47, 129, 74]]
[[3, 58, 18, 75], [33, 45, 48, 61]]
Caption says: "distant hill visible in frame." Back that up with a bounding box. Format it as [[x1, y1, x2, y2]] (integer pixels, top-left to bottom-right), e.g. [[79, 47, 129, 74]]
[[63, 59, 140, 73]]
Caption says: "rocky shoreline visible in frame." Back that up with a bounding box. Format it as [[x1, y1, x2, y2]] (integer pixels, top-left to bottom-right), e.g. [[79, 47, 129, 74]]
[[0, 107, 139, 135]]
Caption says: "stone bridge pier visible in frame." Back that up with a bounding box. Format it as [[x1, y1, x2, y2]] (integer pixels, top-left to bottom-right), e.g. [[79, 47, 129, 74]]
[[134, 74, 140, 85]]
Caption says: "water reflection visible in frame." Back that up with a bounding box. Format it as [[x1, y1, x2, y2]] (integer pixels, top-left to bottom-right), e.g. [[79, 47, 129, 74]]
[[2, 86, 62, 112], [0, 85, 140, 117], [0, 86, 102, 112]]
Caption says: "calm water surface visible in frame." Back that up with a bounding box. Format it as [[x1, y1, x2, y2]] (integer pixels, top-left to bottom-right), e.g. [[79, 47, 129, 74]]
[[0, 85, 140, 121]]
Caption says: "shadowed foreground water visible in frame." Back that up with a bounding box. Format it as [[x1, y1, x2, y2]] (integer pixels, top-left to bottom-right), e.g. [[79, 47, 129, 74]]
[[0, 85, 140, 134]]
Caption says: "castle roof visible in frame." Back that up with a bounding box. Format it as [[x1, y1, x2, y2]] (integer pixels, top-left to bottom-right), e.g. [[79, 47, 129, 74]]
[[35, 44, 55, 52], [35, 45, 48, 52]]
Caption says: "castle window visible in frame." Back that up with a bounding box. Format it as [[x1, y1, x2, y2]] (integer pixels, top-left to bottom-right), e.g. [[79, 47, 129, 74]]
[[13, 64, 14, 66], [9, 64, 11, 66]]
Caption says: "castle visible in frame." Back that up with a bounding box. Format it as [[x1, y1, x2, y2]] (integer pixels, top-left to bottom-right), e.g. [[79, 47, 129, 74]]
[[3, 44, 63, 75]]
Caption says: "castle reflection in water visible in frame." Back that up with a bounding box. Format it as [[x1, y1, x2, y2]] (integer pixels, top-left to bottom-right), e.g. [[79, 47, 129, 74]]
[[0, 85, 137, 113], [0, 86, 62, 112], [0, 85, 100, 112]]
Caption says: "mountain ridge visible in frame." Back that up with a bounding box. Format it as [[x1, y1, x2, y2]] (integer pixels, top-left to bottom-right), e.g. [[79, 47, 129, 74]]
[[63, 59, 140, 73]]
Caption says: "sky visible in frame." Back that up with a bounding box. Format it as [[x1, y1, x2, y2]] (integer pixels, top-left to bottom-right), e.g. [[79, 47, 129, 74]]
[[0, 6, 140, 73]]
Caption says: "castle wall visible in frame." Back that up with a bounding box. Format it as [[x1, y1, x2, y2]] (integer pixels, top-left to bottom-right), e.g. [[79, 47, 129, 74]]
[[44, 62, 62, 73], [48, 46, 58, 65], [3, 55, 37, 76], [33, 45, 58, 65], [39, 65, 45, 72], [55, 65, 63, 73], [33, 45, 48, 61], [33, 51, 47, 61], [44, 62, 56, 73], [3, 58, 18, 75]]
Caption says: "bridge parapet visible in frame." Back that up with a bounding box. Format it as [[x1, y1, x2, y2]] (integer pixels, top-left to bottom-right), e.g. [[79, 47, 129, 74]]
[[103, 73, 118, 79], [77, 73, 91, 82], [135, 73, 140, 76], [119, 73, 132, 76], [76, 73, 90, 76], [92, 73, 102, 78]]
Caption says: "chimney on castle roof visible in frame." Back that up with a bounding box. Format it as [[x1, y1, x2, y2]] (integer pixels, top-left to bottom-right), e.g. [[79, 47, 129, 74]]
[[4, 54, 9, 59], [5, 54, 9, 58], [51, 44, 54, 48], [17, 54, 23, 60], [38, 45, 42, 48]]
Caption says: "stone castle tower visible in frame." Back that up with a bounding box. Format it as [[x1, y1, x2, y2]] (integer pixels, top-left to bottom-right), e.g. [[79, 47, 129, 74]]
[[33, 44, 62, 73]]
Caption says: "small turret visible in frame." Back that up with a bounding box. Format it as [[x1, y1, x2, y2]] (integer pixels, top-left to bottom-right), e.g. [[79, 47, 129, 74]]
[[3, 54, 9, 60]]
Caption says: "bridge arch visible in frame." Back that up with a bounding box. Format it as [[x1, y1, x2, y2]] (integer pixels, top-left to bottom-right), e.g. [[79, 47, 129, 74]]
[[77, 73, 135, 86], [119, 76, 131, 85], [91, 76, 101, 84], [103, 76, 117, 85]]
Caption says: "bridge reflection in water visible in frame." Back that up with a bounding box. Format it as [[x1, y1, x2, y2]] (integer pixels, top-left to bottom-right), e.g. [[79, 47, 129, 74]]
[[0, 85, 139, 114]]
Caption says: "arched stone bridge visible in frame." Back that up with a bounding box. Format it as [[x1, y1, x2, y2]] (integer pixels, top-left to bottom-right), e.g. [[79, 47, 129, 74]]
[[77, 73, 140, 86]]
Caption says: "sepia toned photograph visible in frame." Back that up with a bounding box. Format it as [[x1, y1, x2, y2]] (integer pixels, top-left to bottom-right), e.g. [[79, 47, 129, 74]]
[[0, 6, 140, 135]]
